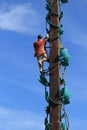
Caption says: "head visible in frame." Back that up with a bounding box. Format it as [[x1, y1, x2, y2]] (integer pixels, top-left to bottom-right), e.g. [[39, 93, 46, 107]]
[[37, 34, 42, 40]]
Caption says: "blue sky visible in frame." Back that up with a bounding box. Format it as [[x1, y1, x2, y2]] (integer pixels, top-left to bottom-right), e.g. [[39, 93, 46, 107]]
[[0, 0, 87, 130]]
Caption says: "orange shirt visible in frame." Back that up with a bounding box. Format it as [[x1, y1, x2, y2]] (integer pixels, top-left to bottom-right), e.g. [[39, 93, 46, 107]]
[[34, 38, 47, 57]]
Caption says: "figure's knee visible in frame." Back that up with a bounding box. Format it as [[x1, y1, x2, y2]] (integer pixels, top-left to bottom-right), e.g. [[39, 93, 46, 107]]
[[43, 54, 48, 61]]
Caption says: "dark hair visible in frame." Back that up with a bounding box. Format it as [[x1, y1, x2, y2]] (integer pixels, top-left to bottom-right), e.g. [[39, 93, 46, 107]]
[[37, 34, 42, 39]]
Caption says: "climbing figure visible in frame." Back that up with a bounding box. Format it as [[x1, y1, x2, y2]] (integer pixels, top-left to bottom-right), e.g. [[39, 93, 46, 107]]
[[34, 34, 49, 73]]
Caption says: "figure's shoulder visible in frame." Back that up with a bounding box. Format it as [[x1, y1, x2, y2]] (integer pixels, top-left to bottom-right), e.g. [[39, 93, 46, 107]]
[[34, 40, 38, 44], [34, 40, 39, 47]]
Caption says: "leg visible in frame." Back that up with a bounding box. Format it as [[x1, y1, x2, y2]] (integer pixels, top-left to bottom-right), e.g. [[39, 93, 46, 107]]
[[42, 53, 48, 62], [37, 56, 43, 72]]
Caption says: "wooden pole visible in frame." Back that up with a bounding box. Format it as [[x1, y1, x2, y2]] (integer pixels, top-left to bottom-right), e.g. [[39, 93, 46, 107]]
[[49, 0, 61, 130]]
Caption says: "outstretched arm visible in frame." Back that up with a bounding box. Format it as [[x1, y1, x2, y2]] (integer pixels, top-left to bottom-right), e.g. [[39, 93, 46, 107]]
[[44, 33, 49, 42]]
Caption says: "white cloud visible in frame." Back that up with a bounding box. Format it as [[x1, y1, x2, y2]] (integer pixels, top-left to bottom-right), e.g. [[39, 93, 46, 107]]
[[72, 88, 87, 102], [0, 3, 40, 35], [70, 118, 87, 130], [70, 117, 87, 130], [66, 74, 87, 102], [0, 75, 44, 94], [62, 3, 87, 49], [67, 25, 87, 49], [0, 106, 44, 130], [0, 106, 86, 130]]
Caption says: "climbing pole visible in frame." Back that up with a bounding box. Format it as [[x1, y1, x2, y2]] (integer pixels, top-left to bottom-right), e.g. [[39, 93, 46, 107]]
[[39, 0, 71, 130]]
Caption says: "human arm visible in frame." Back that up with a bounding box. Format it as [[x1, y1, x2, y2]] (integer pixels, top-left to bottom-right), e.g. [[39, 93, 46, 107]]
[[44, 33, 50, 43]]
